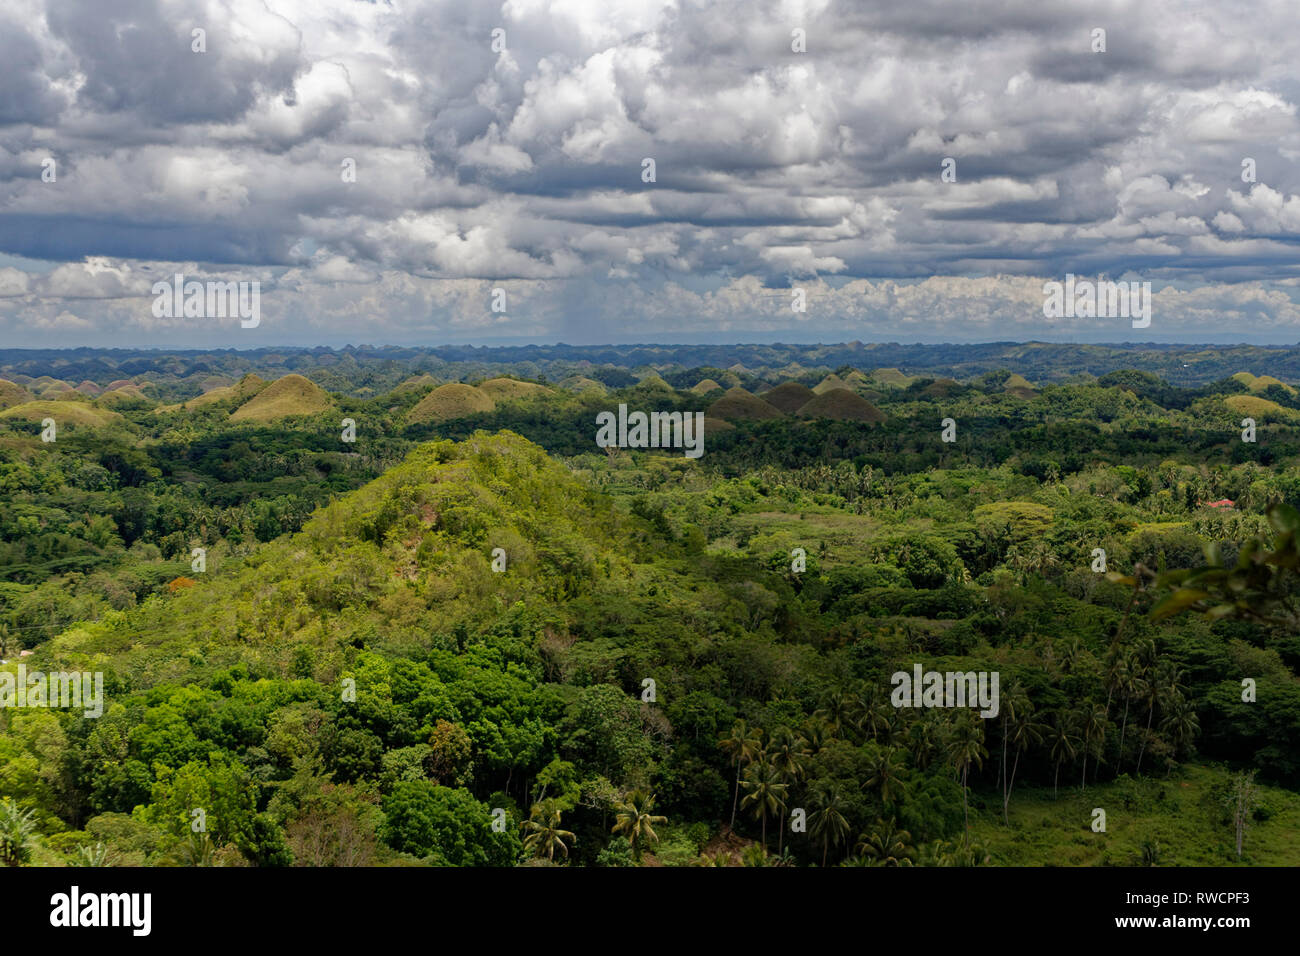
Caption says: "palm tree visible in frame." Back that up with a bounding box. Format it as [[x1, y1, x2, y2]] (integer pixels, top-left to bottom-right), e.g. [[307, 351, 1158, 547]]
[[611, 791, 667, 863], [768, 726, 810, 785], [521, 800, 576, 861], [718, 720, 763, 830], [814, 691, 851, 735], [0, 799, 36, 867], [1047, 712, 1081, 799], [1003, 707, 1046, 823], [997, 683, 1029, 815], [1160, 696, 1200, 759], [739, 761, 788, 853], [1137, 662, 1185, 775], [856, 818, 916, 866], [947, 710, 987, 830], [864, 745, 907, 807], [807, 784, 852, 867], [907, 712, 943, 770], [1079, 700, 1108, 790]]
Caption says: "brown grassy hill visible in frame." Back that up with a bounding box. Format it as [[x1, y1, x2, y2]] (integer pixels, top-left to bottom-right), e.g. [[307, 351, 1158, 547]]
[[923, 378, 960, 398], [560, 376, 608, 394], [691, 378, 724, 395], [1225, 394, 1300, 422], [230, 374, 332, 423], [183, 373, 267, 411], [702, 417, 735, 434], [761, 381, 817, 414], [707, 387, 783, 422], [0, 380, 33, 410], [796, 388, 886, 423], [74, 380, 104, 396], [99, 387, 151, 408], [812, 373, 849, 394], [407, 383, 496, 424], [477, 377, 553, 402], [0, 401, 123, 427], [871, 368, 911, 388], [636, 373, 674, 391], [390, 374, 438, 397], [1233, 371, 1296, 396], [1003, 373, 1038, 400]]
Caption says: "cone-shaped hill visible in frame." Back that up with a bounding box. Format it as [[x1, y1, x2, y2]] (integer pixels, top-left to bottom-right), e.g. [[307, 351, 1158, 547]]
[[230, 374, 332, 422], [691, 378, 723, 395], [797, 388, 886, 422], [476, 377, 553, 402], [560, 376, 607, 394], [407, 383, 496, 424], [707, 387, 783, 421], [0, 379, 33, 410], [812, 373, 849, 394], [0, 400, 123, 427], [760, 381, 816, 414]]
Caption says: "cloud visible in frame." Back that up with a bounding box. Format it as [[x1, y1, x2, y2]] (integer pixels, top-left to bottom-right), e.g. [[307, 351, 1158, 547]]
[[1, 0, 1299, 344]]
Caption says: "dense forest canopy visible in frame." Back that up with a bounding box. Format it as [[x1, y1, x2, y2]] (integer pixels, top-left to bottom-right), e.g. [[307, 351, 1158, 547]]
[[1, 345, 1297, 867]]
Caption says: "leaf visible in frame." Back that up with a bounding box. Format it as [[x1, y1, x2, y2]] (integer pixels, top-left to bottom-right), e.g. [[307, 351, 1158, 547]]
[[1150, 589, 1209, 621], [1266, 502, 1300, 535]]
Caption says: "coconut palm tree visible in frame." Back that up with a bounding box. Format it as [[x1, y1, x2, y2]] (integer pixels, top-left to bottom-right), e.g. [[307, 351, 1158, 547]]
[[947, 710, 987, 830], [611, 791, 667, 864], [1160, 695, 1200, 759], [856, 818, 916, 866], [522, 800, 576, 861], [1048, 712, 1081, 799], [718, 720, 763, 830], [739, 761, 787, 853], [1137, 662, 1184, 775], [864, 744, 907, 807], [1080, 700, 1108, 790], [1003, 706, 1046, 823], [807, 784, 852, 867]]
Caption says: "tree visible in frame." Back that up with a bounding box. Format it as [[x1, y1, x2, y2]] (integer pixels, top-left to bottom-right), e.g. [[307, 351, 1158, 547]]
[[856, 818, 916, 866], [1079, 701, 1108, 790], [380, 782, 519, 865], [611, 790, 667, 863], [521, 799, 576, 862], [947, 710, 987, 830], [1003, 706, 1045, 822], [807, 784, 852, 867], [1047, 713, 1081, 800], [864, 745, 907, 807], [1226, 771, 1259, 860], [718, 720, 763, 830], [739, 761, 787, 852]]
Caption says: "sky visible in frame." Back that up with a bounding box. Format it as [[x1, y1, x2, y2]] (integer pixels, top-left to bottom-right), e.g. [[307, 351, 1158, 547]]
[[2, 0, 1300, 348]]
